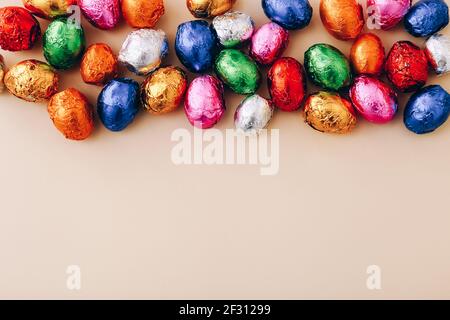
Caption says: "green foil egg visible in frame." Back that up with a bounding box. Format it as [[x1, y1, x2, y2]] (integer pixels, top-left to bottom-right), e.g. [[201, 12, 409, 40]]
[[304, 43, 352, 91], [214, 49, 261, 95], [43, 18, 86, 70]]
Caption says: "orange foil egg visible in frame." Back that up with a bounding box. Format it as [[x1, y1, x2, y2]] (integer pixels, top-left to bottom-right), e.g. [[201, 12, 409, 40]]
[[48, 88, 94, 141], [187, 0, 236, 18], [320, 0, 364, 41], [350, 33, 385, 76], [81, 43, 119, 86], [121, 0, 165, 28]]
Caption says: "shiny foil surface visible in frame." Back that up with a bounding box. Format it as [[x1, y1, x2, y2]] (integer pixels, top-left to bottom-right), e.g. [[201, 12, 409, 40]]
[[175, 20, 218, 73], [43, 18, 86, 70], [0, 7, 41, 52], [81, 43, 119, 86], [212, 11, 254, 48], [97, 78, 140, 132], [404, 85, 450, 134], [404, 0, 449, 37], [215, 49, 261, 95], [23, 0, 77, 19], [187, 0, 236, 18], [79, 0, 121, 30], [141, 66, 188, 115], [425, 33, 450, 75], [350, 75, 398, 124], [320, 0, 364, 41], [268, 57, 307, 112], [184, 75, 226, 129], [250, 22, 289, 66], [235, 94, 274, 134], [0, 55, 5, 93], [122, 0, 164, 28], [304, 91, 356, 134], [350, 33, 385, 76], [262, 0, 313, 30], [385, 41, 428, 92], [367, 0, 411, 30], [119, 29, 168, 76], [304, 44, 352, 91], [4, 59, 58, 102], [48, 88, 94, 141]]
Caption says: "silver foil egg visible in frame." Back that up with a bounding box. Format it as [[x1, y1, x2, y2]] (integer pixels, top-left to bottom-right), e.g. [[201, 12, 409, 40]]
[[212, 11, 255, 48], [425, 33, 450, 75], [235, 94, 274, 134]]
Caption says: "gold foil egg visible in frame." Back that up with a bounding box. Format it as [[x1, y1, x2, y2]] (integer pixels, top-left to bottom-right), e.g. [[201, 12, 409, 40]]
[[141, 66, 188, 115], [187, 0, 236, 18], [81, 43, 119, 86], [0, 54, 5, 93], [320, 0, 364, 41], [4, 59, 59, 102], [122, 0, 165, 28], [48, 88, 94, 141], [22, 0, 77, 19], [304, 91, 357, 134]]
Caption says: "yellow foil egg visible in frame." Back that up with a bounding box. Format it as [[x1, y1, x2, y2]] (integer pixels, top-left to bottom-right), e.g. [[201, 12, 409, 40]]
[[141, 66, 188, 115], [22, 0, 77, 19], [4, 59, 59, 102], [0, 54, 5, 92], [304, 91, 357, 134], [187, 0, 236, 18]]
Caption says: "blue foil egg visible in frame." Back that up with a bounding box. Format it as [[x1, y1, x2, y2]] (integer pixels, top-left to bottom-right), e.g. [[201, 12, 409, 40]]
[[97, 78, 140, 132], [262, 0, 313, 30], [175, 20, 218, 73], [404, 0, 449, 37], [404, 85, 450, 135]]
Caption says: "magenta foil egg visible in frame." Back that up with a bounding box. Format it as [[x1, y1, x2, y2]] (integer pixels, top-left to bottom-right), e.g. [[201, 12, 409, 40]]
[[79, 0, 121, 30], [367, 0, 411, 30], [250, 22, 289, 65], [185, 75, 226, 129]]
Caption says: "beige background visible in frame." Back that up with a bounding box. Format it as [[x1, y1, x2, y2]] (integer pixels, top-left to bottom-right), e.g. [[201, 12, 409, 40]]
[[0, 0, 449, 299]]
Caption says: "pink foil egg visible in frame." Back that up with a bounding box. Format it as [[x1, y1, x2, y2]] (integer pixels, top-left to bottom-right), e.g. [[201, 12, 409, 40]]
[[349, 75, 399, 124], [250, 22, 289, 65], [78, 0, 121, 30], [367, 0, 411, 30], [185, 75, 226, 129]]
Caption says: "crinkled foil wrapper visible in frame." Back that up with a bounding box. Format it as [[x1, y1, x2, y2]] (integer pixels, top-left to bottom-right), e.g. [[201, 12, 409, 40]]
[[235, 94, 273, 134], [425, 33, 450, 75], [212, 11, 254, 48], [187, 0, 236, 18]]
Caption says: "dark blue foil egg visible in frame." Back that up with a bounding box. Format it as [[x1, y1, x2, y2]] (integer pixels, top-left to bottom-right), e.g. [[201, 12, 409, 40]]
[[404, 0, 449, 37], [175, 20, 218, 73], [404, 85, 450, 134], [97, 78, 140, 132], [262, 0, 313, 30]]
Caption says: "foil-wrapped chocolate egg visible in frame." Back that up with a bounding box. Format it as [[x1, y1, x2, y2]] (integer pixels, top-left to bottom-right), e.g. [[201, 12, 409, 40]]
[[215, 49, 261, 95], [304, 91, 357, 134], [250, 22, 289, 66], [0, 7, 41, 52], [122, 0, 164, 28], [43, 18, 86, 70], [22, 0, 77, 19], [268, 57, 307, 112], [304, 44, 352, 91], [367, 0, 411, 30], [119, 29, 168, 76], [212, 11, 254, 48], [187, 0, 236, 18], [320, 0, 364, 41], [235, 94, 274, 134], [425, 33, 450, 75], [79, 0, 121, 30], [404, 0, 449, 37], [262, 0, 313, 30], [385, 41, 428, 92], [0, 55, 5, 93], [81, 43, 119, 86], [185, 75, 226, 129], [350, 33, 385, 76], [97, 78, 140, 132], [176, 20, 218, 73], [4, 60, 58, 102], [404, 85, 450, 134], [350, 75, 398, 124], [48, 88, 94, 141], [141, 66, 188, 115]]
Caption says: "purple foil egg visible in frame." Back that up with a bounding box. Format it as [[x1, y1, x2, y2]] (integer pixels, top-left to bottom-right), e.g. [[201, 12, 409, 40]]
[[185, 75, 226, 129], [79, 0, 121, 30], [250, 22, 289, 65], [367, 0, 411, 30]]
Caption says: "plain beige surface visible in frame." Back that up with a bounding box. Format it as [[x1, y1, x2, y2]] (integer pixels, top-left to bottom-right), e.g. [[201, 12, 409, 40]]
[[0, 0, 449, 299]]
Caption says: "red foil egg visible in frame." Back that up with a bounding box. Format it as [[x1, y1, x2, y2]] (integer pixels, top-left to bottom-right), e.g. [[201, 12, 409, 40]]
[[320, 0, 364, 41], [385, 41, 428, 92], [0, 7, 41, 52], [350, 33, 385, 76], [268, 57, 307, 112], [250, 22, 289, 66]]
